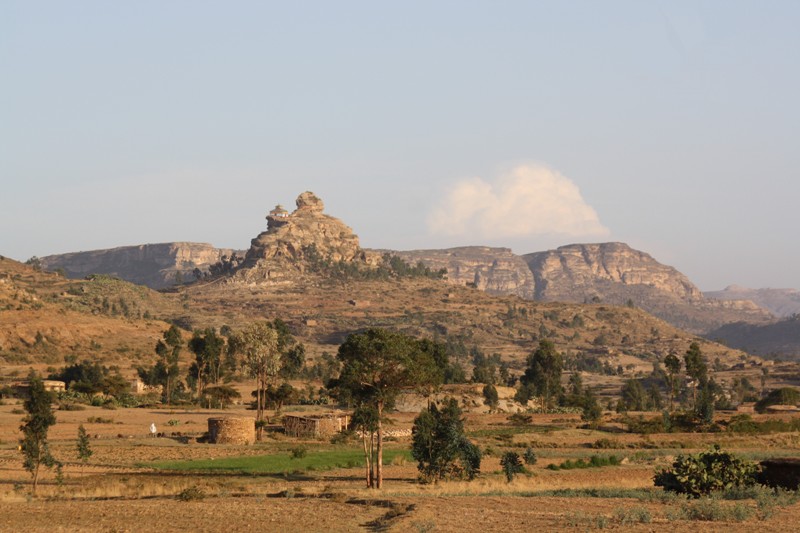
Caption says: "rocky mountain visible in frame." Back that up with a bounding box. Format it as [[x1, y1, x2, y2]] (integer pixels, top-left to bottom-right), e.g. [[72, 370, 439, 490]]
[[375, 246, 534, 299], [40, 242, 240, 289], [705, 286, 800, 318], [32, 196, 775, 338], [233, 191, 366, 284], [521, 243, 772, 334]]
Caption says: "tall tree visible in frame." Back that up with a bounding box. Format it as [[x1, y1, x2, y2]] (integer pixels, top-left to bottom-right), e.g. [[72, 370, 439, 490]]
[[620, 378, 648, 411], [19, 371, 56, 494], [188, 328, 225, 403], [333, 328, 443, 489], [137, 325, 184, 405], [228, 322, 281, 440], [518, 340, 563, 409], [411, 398, 481, 483], [684, 342, 708, 408], [663, 352, 682, 410]]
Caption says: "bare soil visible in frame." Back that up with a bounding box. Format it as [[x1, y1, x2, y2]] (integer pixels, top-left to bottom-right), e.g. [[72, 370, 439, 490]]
[[3, 401, 800, 532]]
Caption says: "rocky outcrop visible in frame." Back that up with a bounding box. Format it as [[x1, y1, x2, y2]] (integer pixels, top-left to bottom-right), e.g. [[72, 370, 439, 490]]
[[705, 286, 800, 318], [522, 242, 773, 333], [40, 242, 239, 289], [524, 242, 703, 303], [380, 247, 534, 299], [235, 192, 363, 283]]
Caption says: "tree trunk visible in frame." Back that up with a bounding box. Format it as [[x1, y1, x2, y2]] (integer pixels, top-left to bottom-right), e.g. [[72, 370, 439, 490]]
[[32, 461, 40, 495], [362, 431, 373, 488], [256, 375, 264, 441], [376, 400, 383, 489]]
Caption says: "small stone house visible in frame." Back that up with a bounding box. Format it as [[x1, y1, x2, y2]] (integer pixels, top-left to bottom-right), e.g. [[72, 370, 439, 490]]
[[10, 380, 66, 398], [284, 413, 350, 438]]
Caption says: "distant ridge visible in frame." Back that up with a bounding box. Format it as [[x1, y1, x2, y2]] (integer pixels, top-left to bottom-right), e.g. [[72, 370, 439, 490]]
[[705, 286, 800, 318], [40, 242, 241, 289]]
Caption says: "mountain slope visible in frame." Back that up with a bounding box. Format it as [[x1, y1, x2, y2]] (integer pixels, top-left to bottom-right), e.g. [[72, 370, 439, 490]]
[[708, 316, 800, 359], [0, 255, 175, 367]]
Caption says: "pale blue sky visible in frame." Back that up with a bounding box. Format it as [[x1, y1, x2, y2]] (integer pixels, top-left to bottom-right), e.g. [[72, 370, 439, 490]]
[[1, 1, 798, 290]]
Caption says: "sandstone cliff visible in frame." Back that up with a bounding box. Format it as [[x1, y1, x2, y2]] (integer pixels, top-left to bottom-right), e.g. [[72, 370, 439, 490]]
[[522, 243, 772, 333], [377, 246, 534, 299], [39, 242, 239, 289], [524, 243, 702, 302]]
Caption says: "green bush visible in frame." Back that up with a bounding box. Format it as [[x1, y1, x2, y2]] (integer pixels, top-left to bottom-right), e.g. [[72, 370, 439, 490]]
[[654, 445, 757, 497], [523, 447, 537, 465], [290, 446, 307, 459], [547, 455, 620, 470], [500, 451, 525, 482]]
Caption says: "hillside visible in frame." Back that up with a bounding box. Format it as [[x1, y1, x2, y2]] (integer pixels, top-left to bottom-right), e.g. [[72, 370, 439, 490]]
[[706, 285, 800, 318], [708, 316, 800, 359], [0, 255, 176, 368]]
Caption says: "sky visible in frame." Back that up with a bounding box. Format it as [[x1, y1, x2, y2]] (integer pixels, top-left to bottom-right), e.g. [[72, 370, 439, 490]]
[[1, 1, 798, 291]]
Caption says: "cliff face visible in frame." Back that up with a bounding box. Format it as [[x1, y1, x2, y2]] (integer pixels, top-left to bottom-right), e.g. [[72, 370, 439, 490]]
[[235, 191, 363, 284], [522, 242, 773, 333], [40, 242, 238, 289], [524, 243, 703, 302], [382, 247, 534, 299]]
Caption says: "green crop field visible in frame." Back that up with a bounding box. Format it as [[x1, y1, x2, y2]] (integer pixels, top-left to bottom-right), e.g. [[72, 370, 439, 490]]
[[146, 448, 412, 474]]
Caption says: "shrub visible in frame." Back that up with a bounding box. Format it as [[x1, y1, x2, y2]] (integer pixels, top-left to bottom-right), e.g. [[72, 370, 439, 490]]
[[592, 438, 621, 449], [176, 486, 206, 501], [654, 445, 757, 497], [76, 424, 92, 461], [548, 455, 620, 470], [87, 416, 114, 424], [500, 452, 525, 482], [290, 446, 307, 459], [613, 506, 651, 524], [507, 413, 532, 425], [523, 447, 537, 465], [680, 498, 753, 522]]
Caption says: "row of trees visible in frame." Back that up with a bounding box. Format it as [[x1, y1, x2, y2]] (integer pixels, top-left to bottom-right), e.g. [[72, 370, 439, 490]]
[[135, 320, 306, 415]]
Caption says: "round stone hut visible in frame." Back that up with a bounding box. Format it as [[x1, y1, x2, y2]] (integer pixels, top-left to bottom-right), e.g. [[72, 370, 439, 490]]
[[207, 416, 256, 445]]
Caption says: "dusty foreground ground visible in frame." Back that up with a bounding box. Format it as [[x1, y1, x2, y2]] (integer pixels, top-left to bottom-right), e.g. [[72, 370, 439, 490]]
[[2, 402, 800, 532]]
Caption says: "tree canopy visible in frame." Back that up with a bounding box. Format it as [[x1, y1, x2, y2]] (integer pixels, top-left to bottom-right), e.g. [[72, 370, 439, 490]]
[[332, 328, 445, 489]]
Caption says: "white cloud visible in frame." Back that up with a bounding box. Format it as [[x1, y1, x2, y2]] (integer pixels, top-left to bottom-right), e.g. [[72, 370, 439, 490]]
[[427, 164, 610, 240]]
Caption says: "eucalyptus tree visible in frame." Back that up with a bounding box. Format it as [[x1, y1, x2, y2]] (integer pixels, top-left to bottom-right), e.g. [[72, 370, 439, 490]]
[[20, 372, 56, 494], [228, 323, 281, 440], [332, 328, 443, 489]]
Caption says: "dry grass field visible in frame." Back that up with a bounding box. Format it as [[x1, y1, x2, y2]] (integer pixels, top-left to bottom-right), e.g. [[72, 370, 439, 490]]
[[2, 398, 800, 532]]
